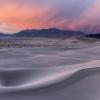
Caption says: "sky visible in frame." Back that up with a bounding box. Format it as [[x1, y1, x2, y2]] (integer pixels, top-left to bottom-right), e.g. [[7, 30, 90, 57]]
[[0, 0, 99, 33]]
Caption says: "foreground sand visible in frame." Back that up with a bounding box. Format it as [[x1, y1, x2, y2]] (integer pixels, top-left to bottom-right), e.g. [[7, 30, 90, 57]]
[[0, 40, 100, 100]]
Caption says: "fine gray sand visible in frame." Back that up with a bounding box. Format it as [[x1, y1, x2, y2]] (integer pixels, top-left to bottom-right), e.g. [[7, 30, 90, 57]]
[[0, 39, 100, 100]]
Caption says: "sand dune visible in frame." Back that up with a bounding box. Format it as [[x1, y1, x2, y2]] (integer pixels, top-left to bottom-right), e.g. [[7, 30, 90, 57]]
[[0, 41, 100, 99], [0, 60, 99, 91]]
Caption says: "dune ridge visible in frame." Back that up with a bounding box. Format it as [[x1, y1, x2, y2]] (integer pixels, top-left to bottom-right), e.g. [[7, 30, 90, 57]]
[[0, 60, 99, 93]]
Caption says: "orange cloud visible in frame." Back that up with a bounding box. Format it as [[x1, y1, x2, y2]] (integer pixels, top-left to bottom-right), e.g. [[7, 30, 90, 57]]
[[0, 0, 100, 33], [0, 1, 54, 33]]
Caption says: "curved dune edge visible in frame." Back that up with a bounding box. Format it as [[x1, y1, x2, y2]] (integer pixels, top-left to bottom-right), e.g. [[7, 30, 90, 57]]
[[0, 60, 99, 92]]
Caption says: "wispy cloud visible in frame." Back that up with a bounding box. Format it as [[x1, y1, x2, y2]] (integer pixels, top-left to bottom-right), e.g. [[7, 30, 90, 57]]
[[0, 0, 99, 33]]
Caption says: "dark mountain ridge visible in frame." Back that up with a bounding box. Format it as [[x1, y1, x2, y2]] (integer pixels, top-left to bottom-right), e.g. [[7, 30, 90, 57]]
[[14, 28, 85, 38], [0, 28, 86, 38], [86, 33, 100, 39]]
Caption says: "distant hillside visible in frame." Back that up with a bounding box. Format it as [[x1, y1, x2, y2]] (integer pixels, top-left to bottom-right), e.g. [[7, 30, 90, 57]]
[[0, 32, 7, 36], [14, 28, 85, 38], [86, 33, 100, 39]]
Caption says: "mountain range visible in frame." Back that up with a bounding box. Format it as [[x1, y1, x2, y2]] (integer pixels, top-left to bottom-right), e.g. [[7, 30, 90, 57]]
[[0, 28, 100, 39], [0, 28, 85, 38]]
